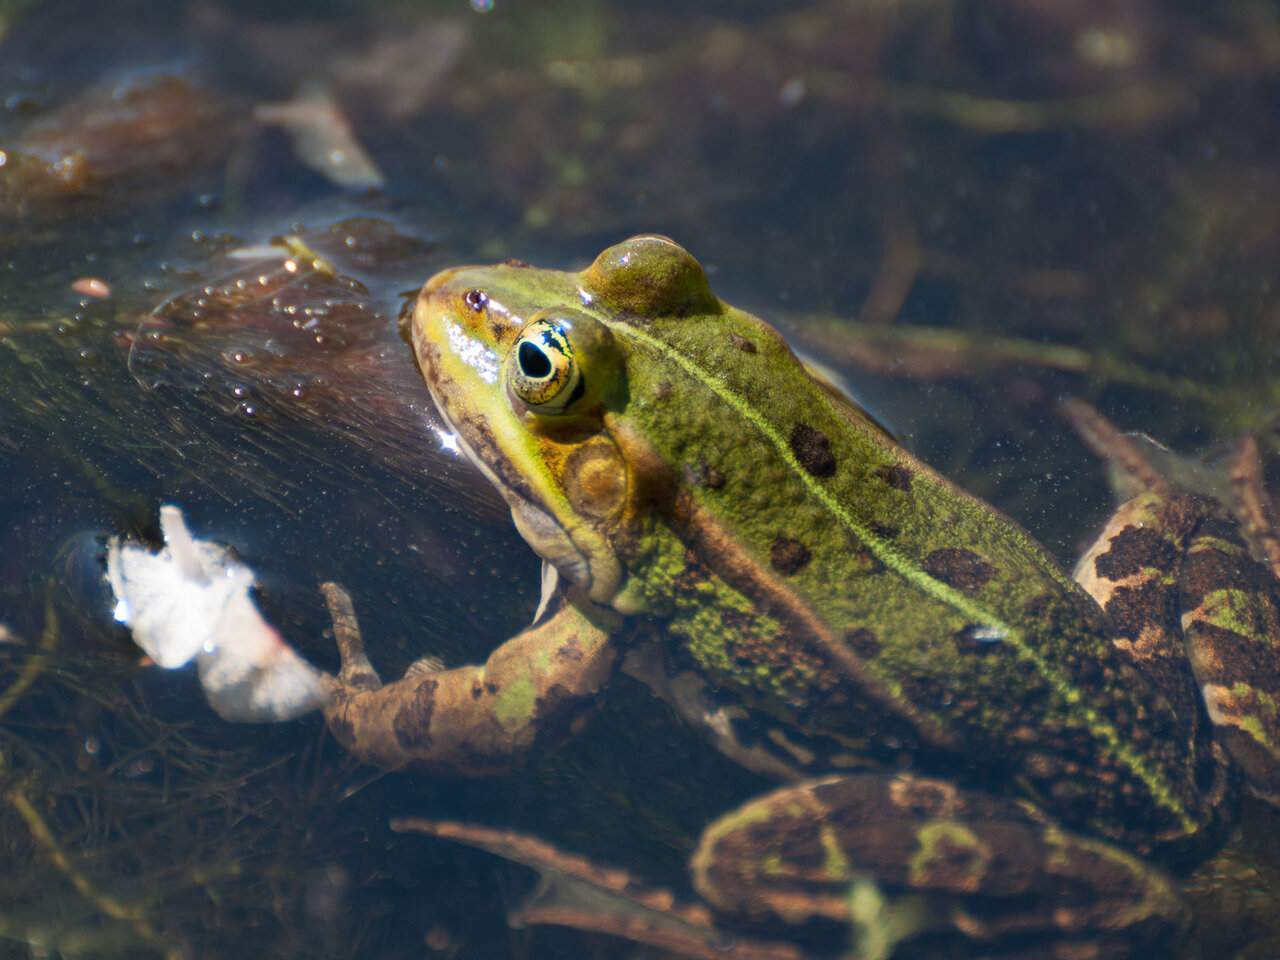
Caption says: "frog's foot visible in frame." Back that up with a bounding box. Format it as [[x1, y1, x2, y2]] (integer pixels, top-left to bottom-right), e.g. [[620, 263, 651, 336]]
[[316, 585, 621, 776], [391, 818, 806, 960], [319, 582, 447, 682], [693, 774, 1189, 960], [1062, 401, 1280, 807]]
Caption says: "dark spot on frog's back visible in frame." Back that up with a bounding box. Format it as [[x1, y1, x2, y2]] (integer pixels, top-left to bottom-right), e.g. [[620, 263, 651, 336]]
[[1094, 526, 1179, 581], [845, 627, 881, 659], [897, 672, 959, 711], [789, 423, 837, 478], [728, 332, 757, 354], [922, 548, 996, 593], [770, 536, 812, 575], [393, 676, 438, 752], [873, 463, 913, 492]]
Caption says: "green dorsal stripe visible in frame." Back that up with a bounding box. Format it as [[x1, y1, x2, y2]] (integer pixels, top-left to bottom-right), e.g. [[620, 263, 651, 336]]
[[607, 317, 1195, 835]]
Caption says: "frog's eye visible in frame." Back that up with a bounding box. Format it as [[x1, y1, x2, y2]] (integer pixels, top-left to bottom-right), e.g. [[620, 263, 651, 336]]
[[508, 317, 581, 412], [505, 308, 624, 417]]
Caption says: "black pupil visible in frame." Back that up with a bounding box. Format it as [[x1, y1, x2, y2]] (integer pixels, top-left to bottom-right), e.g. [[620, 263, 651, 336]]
[[518, 341, 552, 379]]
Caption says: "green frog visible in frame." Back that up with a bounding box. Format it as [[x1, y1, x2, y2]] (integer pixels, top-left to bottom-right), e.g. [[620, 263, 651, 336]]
[[322, 236, 1280, 958]]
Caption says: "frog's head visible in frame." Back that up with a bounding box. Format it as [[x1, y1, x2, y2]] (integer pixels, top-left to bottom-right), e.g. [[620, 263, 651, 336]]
[[411, 236, 719, 608]]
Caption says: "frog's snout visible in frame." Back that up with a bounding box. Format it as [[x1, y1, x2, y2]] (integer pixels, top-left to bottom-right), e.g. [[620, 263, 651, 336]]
[[420, 265, 469, 298]]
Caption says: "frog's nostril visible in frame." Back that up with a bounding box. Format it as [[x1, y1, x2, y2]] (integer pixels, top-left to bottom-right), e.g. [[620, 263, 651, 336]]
[[464, 289, 489, 312]]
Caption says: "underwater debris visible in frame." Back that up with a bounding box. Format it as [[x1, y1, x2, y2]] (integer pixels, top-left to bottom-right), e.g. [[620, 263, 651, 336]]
[[106, 505, 327, 722]]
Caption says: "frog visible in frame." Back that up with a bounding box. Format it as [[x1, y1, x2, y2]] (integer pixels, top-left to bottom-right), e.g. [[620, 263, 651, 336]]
[[321, 235, 1280, 959]]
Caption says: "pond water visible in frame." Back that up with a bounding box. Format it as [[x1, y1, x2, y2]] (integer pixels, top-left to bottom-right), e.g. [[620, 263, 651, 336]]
[[1, 1, 1279, 958]]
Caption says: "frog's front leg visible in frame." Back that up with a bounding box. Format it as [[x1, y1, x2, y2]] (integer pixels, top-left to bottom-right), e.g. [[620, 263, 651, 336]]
[[320, 584, 622, 775]]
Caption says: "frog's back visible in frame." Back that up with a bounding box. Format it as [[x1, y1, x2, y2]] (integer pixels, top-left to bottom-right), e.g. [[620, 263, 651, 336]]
[[591, 244, 1220, 854]]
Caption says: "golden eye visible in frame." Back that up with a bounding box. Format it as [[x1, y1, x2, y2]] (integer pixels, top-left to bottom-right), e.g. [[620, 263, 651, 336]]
[[507, 317, 581, 411]]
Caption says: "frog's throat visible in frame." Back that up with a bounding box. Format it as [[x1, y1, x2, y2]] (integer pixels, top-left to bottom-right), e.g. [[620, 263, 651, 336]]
[[432, 402, 623, 605]]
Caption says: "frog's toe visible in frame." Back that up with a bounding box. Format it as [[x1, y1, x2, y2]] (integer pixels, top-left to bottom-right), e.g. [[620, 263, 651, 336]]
[[319, 581, 381, 690]]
